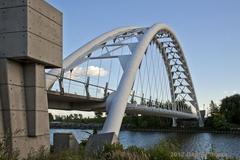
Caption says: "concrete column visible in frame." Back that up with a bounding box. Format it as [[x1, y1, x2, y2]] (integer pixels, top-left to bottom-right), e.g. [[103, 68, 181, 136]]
[[0, 0, 62, 158], [172, 118, 177, 127], [24, 64, 49, 137], [0, 59, 50, 157]]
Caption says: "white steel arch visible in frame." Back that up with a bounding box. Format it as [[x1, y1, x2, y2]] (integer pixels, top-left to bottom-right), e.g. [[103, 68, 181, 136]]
[[102, 23, 203, 135], [46, 26, 141, 89], [46, 23, 203, 137]]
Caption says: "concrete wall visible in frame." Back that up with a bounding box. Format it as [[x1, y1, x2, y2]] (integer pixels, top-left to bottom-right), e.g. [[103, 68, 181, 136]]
[[0, 0, 62, 158], [0, 59, 50, 157], [0, 0, 62, 68]]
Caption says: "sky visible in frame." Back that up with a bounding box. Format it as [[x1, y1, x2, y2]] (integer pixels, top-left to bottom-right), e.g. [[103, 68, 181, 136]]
[[47, 0, 240, 116]]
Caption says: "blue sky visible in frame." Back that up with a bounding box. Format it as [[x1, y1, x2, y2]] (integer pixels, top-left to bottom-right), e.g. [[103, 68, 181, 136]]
[[48, 0, 240, 112]]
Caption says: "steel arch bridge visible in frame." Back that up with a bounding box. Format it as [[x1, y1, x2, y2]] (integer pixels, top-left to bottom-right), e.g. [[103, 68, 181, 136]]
[[46, 23, 203, 136]]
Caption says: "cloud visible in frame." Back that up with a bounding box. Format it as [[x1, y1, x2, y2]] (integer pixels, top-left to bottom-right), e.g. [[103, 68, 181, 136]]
[[65, 66, 108, 79], [223, 90, 237, 95]]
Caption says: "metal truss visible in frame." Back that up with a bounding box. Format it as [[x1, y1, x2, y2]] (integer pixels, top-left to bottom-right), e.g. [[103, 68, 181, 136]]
[[46, 23, 203, 136]]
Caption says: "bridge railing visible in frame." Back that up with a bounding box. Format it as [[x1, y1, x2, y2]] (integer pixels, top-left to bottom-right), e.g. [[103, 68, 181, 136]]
[[46, 72, 115, 99], [46, 72, 193, 114]]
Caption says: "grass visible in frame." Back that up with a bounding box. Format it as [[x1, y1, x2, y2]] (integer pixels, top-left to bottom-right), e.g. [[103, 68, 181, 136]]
[[0, 137, 238, 160]]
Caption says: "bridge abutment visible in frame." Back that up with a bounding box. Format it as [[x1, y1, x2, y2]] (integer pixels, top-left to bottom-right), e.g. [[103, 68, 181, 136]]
[[0, 0, 62, 158]]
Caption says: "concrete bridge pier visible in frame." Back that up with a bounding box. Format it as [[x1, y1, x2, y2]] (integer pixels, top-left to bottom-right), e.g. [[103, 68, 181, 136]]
[[0, 0, 62, 158]]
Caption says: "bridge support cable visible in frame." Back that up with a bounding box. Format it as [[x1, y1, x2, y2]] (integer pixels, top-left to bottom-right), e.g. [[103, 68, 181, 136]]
[[59, 69, 65, 95], [85, 77, 90, 99], [96, 49, 103, 98], [46, 26, 142, 90], [67, 69, 73, 93], [150, 43, 160, 105], [101, 23, 203, 136], [46, 24, 203, 137]]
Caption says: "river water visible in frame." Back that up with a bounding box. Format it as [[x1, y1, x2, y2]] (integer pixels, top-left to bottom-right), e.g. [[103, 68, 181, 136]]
[[50, 129, 240, 158]]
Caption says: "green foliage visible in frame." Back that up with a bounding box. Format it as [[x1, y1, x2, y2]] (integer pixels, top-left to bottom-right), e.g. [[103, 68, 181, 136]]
[[0, 134, 19, 160], [0, 139, 238, 160], [53, 114, 105, 124], [54, 113, 84, 123], [95, 143, 149, 160], [101, 143, 124, 153], [220, 94, 240, 125], [206, 94, 240, 129], [206, 145, 217, 160], [25, 146, 49, 160], [94, 111, 103, 118], [147, 140, 184, 160], [48, 113, 54, 122], [123, 115, 172, 129], [126, 146, 147, 155], [205, 100, 229, 129], [51, 113, 172, 129], [212, 113, 229, 129], [47, 150, 84, 160], [209, 100, 219, 116], [206, 153, 218, 160], [24, 146, 86, 160]]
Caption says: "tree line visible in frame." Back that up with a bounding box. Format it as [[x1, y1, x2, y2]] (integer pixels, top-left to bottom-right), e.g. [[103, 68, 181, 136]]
[[205, 94, 240, 129], [49, 94, 240, 129]]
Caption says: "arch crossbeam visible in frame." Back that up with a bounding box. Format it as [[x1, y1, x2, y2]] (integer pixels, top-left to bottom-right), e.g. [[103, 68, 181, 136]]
[[46, 23, 203, 137], [102, 23, 203, 135]]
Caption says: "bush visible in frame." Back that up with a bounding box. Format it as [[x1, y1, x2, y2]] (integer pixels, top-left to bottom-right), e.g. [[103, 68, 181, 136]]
[[0, 138, 238, 160], [96, 144, 149, 160], [0, 135, 19, 160], [212, 113, 229, 129], [147, 140, 185, 160]]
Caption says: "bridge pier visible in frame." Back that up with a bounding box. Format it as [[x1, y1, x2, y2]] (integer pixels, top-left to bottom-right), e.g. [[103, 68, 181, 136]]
[[0, 0, 62, 158], [0, 60, 50, 157], [86, 132, 118, 154], [172, 118, 177, 127]]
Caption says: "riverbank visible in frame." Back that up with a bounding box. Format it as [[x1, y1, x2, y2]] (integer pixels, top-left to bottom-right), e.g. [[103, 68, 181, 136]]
[[2, 138, 238, 160], [50, 122, 240, 134], [128, 128, 240, 134]]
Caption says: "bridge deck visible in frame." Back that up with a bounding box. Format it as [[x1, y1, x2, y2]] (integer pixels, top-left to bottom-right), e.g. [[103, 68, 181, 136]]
[[47, 91, 197, 119], [47, 91, 105, 111]]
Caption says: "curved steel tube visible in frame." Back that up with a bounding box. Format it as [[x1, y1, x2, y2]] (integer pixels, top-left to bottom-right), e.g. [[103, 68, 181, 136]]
[[46, 23, 203, 136], [46, 26, 140, 89], [102, 23, 203, 135]]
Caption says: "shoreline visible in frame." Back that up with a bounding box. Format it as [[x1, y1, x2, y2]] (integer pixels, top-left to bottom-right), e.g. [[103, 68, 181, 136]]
[[50, 123, 240, 135]]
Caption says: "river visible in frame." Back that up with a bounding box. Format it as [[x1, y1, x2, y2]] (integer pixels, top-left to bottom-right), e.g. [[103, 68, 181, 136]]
[[50, 129, 240, 158]]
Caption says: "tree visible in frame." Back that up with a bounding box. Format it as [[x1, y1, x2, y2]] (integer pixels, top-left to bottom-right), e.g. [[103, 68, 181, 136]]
[[73, 114, 79, 121], [212, 113, 228, 129], [78, 114, 83, 120], [49, 113, 54, 122], [55, 115, 63, 122], [220, 94, 240, 124], [95, 111, 103, 118], [209, 100, 219, 117]]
